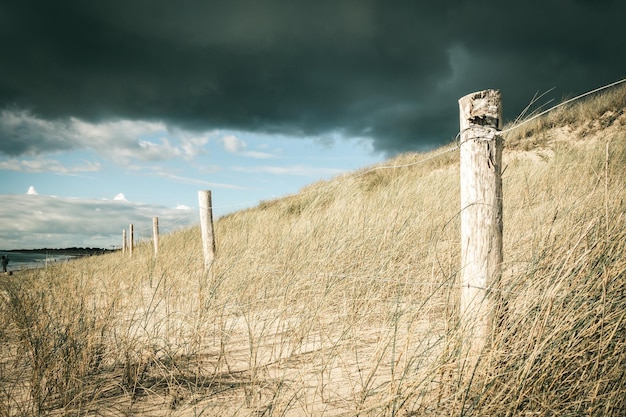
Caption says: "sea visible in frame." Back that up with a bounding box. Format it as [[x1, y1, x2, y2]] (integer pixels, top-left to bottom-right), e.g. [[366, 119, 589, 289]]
[[0, 250, 76, 272]]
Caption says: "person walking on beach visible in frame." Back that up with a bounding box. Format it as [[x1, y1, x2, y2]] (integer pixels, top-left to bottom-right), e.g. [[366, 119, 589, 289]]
[[1, 255, 8, 273]]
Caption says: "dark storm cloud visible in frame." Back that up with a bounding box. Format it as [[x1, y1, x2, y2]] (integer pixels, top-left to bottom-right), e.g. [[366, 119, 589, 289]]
[[1, 0, 624, 155]]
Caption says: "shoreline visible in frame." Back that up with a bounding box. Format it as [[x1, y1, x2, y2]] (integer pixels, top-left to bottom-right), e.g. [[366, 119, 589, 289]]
[[2, 248, 116, 256], [1, 248, 118, 275]]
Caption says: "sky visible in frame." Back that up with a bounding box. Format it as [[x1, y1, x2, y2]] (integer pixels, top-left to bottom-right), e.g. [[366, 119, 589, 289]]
[[1, 0, 624, 249]]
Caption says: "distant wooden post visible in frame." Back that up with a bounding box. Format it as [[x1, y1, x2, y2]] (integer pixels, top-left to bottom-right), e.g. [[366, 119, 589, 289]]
[[122, 229, 127, 254], [459, 89, 504, 371], [153, 217, 159, 256], [198, 190, 216, 270], [129, 224, 134, 257]]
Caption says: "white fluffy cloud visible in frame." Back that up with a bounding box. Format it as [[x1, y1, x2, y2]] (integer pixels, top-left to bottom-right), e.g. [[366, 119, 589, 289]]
[[218, 134, 277, 159], [0, 158, 101, 173], [220, 134, 247, 153], [0, 194, 198, 249], [27, 186, 38, 195], [0, 110, 214, 164]]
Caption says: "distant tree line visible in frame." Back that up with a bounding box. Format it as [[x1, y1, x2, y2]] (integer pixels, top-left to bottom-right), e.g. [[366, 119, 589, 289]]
[[8, 248, 116, 256]]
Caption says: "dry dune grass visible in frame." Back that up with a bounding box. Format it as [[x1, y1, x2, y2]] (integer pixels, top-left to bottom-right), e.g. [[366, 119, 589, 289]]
[[1, 84, 625, 416]]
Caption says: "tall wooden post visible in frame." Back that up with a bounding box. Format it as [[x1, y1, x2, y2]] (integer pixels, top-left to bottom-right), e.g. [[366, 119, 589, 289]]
[[459, 89, 504, 371], [153, 217, 159, 256], [129, 224, 134, 257], [122, 229, 127, 254], [198, 190, 216, 270]]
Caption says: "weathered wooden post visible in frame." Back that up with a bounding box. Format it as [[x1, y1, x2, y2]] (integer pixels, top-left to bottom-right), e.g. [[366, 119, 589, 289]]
[[459, 89, 504, 371], [129, 224, 134, 257], [198, 190, 216, 270], [153, 217, 159, 256], [122, 229, 127, 254]]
